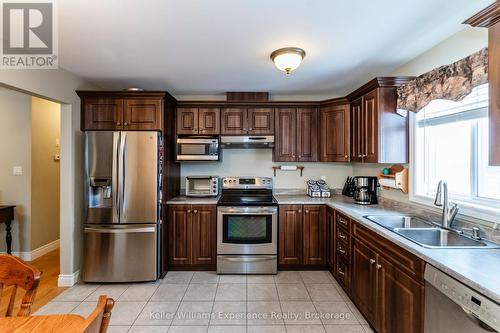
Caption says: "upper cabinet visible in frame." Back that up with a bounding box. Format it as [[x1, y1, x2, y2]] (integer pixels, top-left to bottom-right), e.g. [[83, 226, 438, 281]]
[[78, 91, 164, 131], [274, 108, 318, 162], [320, 102, 350, 162], [347, 78, 413, 164], [177, 107, 220, 135], [221, 108, 274, 135]]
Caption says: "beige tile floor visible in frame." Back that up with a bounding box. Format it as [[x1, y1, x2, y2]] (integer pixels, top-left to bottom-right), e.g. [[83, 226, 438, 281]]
[[36, 271, 373, 333]]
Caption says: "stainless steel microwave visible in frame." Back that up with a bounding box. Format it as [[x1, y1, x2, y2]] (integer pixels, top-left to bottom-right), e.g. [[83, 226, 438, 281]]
[[186, 176, 220, 197], [176, 137, 220, 161]]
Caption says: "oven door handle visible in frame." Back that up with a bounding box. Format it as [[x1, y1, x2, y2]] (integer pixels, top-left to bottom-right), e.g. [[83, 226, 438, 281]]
[[223, 256, 276, 262]]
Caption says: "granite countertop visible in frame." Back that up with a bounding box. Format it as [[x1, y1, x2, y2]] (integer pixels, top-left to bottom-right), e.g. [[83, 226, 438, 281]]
[[166, 196, 220, 205], [276, 194, 500, 303]]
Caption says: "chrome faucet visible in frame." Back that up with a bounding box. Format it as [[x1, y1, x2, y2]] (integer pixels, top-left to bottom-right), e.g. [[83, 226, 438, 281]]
[[434, 181, 459, 229]]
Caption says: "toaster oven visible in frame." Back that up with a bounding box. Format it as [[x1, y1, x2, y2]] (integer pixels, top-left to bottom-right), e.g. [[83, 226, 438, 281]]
[[185, 176, 220, 197]]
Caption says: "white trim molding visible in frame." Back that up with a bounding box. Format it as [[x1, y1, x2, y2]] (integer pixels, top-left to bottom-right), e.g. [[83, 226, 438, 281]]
[[1, 239, 60, 262], [58, 270, 80, 287]]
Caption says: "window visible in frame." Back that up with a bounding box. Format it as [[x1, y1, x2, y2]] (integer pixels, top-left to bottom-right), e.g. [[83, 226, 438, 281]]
[[413, 84, 500, 217]]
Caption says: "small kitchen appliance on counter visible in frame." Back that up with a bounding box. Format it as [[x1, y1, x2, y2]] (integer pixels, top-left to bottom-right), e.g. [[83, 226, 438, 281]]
[[353, 176, 378, 205], [217, 176, 278, 274], [306, 179, 331, 197], [185, 176, 220, 197]]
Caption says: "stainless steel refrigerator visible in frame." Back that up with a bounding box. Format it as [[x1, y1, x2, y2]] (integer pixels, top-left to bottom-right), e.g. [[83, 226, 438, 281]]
[[83, 131, 160, 282]]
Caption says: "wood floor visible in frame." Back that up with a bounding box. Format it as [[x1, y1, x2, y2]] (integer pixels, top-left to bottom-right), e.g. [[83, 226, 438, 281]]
[[0, 249, 66, 315]]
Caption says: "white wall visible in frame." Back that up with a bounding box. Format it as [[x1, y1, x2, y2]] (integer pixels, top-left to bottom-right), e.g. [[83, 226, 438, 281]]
[[0, 69, 99, 286], [352, 26, 488, 203], [0, 89, 32, 253], [181, 149, 352, 190]]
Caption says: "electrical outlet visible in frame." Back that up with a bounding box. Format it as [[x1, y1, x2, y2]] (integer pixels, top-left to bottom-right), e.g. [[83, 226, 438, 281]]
[[12, 166, 23, 176]]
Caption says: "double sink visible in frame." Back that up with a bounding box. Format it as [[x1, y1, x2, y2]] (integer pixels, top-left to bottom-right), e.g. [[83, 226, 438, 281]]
[[363, 215, 499, 249]]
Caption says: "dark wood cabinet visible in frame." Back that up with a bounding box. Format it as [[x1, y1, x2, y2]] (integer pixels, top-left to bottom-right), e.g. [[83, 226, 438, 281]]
[[303, 205, 326, 265], [248, 108, 274, 135], [82, 98, 124, 130], [278, 204, 326, 268], [123, 99, 162, 130], [320, 103, 350, 162], [377, 256, 424, 333], [278, 205, 303, 265], [177, 107, 220, 135], [78, 92, 165, 131], [274, 108, 318, 162], [327, 208, 335, 272], [168, 204, 216, 268], [221, 108, 274, 135], [352, 239, 378, 325], [347, 78, 411, 163]]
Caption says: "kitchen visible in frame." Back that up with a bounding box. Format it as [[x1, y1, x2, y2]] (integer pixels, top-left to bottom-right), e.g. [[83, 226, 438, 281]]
[[0, 1, 499, 333]]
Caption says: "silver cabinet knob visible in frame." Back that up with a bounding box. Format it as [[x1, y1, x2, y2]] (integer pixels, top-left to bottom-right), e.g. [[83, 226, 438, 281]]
[[305, 210, 309, 213], [187, 209, 191, 213], [376, 264, 382, 270], [370, 259, 376, 265], [193, 209, 198, 214], [124, 122, 128, 126], [116, 122, 121, 126], [298, 209, 302, 213]]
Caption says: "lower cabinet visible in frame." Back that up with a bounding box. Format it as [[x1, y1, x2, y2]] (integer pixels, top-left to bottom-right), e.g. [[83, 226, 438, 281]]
[[168, 204, 216, 268], [278, 205, 326, 268]]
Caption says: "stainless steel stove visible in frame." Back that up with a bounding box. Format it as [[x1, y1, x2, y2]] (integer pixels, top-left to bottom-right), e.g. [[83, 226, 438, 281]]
[[217, 177, 278, 274]]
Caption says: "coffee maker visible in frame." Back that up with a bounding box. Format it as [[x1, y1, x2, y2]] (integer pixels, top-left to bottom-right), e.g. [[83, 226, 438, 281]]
[[353, 176, 378, 205]]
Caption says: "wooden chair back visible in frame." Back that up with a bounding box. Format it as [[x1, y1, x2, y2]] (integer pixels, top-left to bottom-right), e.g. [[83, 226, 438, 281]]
[[81, 295, 115, 333], [0, 254, 41, 317]]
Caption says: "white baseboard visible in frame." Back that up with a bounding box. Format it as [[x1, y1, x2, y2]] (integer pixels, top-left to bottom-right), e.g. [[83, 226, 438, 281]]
[[2, 239, 60, 261], [31, 239, 60, 261], [58, 270, 80, 287]]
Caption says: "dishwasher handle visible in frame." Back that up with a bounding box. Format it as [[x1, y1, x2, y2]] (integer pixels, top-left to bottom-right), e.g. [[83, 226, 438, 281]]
[[461, 307, 497, 332]]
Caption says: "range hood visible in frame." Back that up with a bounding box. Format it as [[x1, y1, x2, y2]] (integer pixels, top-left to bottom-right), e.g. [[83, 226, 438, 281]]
[[221, 136, 275, 149]]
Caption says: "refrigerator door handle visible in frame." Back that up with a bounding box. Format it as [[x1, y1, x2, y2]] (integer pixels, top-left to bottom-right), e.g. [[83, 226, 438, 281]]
[[119, 132, 126, 221], [84, 226, 156, 233], [112, 132, 120, 223]]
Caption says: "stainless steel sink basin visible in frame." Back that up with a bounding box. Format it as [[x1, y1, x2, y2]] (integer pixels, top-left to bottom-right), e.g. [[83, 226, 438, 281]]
[[363, 215, 500, 249], [394, 228, 495, 248], [364, 215, 434, 230]]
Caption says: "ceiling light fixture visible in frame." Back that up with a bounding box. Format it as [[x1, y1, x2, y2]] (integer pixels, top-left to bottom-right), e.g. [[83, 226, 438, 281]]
[[270, 47, 306, 74]]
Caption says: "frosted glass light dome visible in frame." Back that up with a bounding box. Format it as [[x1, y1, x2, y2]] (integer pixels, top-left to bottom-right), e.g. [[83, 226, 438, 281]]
[[270, 47, 306, 74]]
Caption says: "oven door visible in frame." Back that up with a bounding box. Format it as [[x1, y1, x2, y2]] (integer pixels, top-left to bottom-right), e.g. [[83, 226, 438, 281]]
[[176, 138, 219, 161], [217, 206, 277, 255]]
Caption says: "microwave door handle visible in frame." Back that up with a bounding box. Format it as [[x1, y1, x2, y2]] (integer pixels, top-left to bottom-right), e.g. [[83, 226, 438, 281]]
[[248, 137, 266, 140]]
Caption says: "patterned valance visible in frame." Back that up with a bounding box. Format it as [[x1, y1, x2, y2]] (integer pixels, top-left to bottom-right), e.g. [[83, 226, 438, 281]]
[[397, 47, 488, 112]]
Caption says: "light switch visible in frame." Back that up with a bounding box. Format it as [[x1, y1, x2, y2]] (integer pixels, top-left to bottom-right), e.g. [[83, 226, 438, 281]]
[[12, 166, 23, 176]]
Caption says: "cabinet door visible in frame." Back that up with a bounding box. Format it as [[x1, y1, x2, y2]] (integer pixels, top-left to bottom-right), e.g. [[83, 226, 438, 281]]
[[123, 99, 162, 131], [221, 108, 247, 135], [377, 256, 424, 333], [320, 104, 350, 162], [191, 205, 216, 265], [350, 98, 363, 162], [297, 108, 319, 162], [278, 205, 303, 265], [303, 205, 326, 265], [198, 108, 220, 135], [327, 208, 335, 271], [363, 90, 379, 163], [352, 239, 378, 325], [274, 109, 297, 162], [82, 98, 123, 130], [177, 108, 199, 135], [248, 108, 274, 135], [168, 205, 192, 265]]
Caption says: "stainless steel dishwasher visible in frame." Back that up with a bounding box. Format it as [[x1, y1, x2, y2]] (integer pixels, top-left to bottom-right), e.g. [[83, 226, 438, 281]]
[[425, 265, 500, 332]]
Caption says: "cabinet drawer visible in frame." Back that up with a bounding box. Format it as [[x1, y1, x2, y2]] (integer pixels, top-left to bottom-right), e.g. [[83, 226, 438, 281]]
[[336, 212, 351, 231], [336, 239, 350, 262], [336, 226, 350, 243], [336, 258, 350, 292]]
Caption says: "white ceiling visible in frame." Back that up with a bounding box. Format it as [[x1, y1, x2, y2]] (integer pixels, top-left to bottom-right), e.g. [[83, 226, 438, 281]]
[[58, 0, 493, 98]]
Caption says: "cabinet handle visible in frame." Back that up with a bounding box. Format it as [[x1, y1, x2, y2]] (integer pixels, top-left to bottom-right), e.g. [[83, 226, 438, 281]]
[[376, 264, 382, 270], [369, 259, 376, 265], [292, 155, 296, 158], [339, 233, 346, 240], [358, 154, 362, 158], [298, 155, 302, 159], [249, 128, 253, 130], [338, 268, 345, 276], [305, 210, 309, 213], [339, 249, 346, 254], [298, 209, 302, 213], [344, 155, 348, 159], [339, 218, 347, 226], [187, 209, 191, 213], [193, 209, 198, 214], [116, 122, 121, 126]]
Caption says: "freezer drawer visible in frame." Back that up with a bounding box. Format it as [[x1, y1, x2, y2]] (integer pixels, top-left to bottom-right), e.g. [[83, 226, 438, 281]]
[[83, 224, 157, 282]]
